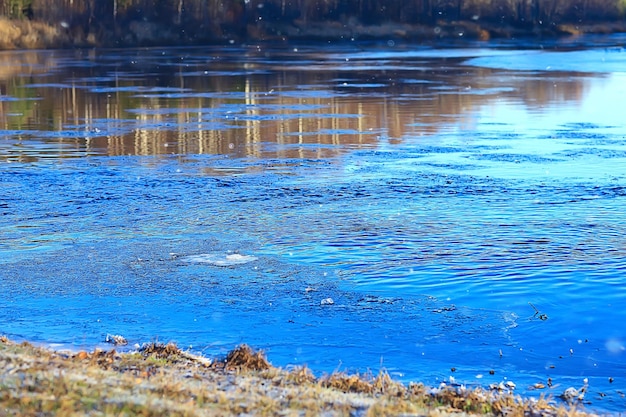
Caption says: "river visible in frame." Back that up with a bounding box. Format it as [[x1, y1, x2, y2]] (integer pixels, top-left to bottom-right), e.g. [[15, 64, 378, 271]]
[[1, 35, 626, 412]]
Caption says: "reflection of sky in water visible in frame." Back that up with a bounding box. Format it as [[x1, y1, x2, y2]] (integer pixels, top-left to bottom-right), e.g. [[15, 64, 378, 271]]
[[466, 48, 626, 73], [418, 72, 626, 181], [575, 73, 626, 122], [476, 73, 625, 128]]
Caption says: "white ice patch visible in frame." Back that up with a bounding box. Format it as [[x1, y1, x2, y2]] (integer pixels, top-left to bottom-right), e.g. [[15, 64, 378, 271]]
[[181, 252, 258, 266]]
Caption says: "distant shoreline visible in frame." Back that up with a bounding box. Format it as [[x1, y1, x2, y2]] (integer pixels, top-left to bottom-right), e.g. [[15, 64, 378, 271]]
[[1, 16, 625, 50]]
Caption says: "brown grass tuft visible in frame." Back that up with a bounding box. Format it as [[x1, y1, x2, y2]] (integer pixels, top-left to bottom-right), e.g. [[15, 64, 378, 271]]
[[139, 342, 182, 359], [223, 344, 271, 371], [320, 369, 404, 395], [321, 372, 375, 394], [286, 366, 317, 384]]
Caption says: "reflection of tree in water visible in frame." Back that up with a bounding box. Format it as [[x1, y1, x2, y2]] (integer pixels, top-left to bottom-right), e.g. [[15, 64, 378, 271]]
[[0, 49, 593, 161]]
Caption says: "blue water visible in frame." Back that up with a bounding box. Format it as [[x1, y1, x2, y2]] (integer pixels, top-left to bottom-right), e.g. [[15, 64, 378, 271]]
[[1, 38, 626, 412]]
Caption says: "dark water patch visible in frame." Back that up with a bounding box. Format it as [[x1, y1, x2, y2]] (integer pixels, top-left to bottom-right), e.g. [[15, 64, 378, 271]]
[[330, 48, 519, 61], [278, 90, 343, 99], [397, 95, 433, 101], [551, 131, 610, 140], [338, 83, 388, 88], [420, 162, 484, 171], [555, 148, 626, 159], [90, 86, 193, 94], [479, 122, 509, 126], [71, 76, 133, 83], [257, 104, 330, 111], [568, 138, 625, 148], [129, 91, 256, 99], [470, 153, 563, 163], [230, 112, 361, 122], [411, 145, 470, 154], [180, 70, 273, 77], [561, 122, 607, 130], [462, 86, 517, 95], [428, 85, 460, 91], [279, 131, 356, 137], [400, 79, 437, 84], [104, 71, 158, 80], [0, 130, 35, 137], [25, 83, 87, 89], [0, 96, 34, 102], [125, 107, 227, 116], [405, 122, 435, 127], [289, 64, 433, 72], [317, 128, 364, 135]]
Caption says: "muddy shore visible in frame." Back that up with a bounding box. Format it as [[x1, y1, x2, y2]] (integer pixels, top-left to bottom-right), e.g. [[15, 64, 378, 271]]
[[1, 16, 625, 50], [0, 336, 601, 416]]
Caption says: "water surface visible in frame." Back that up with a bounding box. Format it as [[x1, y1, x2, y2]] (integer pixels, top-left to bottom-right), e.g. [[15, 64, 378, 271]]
[[1, 37, 626, 412]]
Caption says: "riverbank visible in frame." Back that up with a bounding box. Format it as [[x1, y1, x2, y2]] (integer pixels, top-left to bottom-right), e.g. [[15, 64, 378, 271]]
[[0, 336, 601, 416], [1, 16, 626, 50]]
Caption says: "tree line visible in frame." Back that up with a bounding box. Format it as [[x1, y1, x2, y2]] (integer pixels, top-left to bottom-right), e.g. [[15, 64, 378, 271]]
[[2, 0, 625, 42]]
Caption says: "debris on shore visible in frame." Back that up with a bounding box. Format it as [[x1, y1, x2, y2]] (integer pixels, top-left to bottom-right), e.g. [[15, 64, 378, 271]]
[[0, 336, 600, 416]]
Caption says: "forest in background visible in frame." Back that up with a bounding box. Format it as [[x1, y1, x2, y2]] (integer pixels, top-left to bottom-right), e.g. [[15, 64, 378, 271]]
[[1, 0, 626, 47]]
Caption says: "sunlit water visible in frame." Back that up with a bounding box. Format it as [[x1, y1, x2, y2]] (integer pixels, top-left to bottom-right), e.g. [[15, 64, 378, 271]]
[[1, 36, 626, 412]]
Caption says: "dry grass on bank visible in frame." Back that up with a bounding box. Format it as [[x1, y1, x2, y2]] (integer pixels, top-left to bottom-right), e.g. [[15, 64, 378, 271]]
[[0, 335, 600, 417]]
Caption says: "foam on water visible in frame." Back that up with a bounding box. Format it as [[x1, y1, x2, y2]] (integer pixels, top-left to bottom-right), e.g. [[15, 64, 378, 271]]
[[180, 253, 258, 266]]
